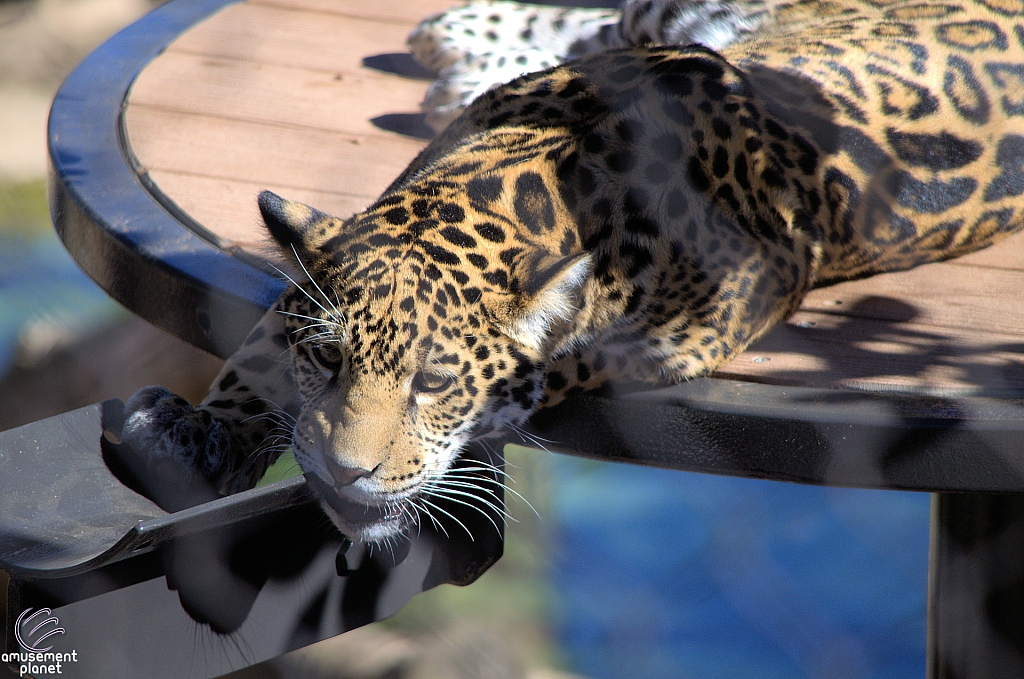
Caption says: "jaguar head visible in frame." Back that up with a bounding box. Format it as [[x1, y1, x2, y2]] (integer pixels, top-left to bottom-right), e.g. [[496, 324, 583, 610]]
[[258, 190, 590, 541]]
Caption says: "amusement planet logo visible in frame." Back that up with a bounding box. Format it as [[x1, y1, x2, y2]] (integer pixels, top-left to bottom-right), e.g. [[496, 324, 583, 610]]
[[1, 608, 78, 677]]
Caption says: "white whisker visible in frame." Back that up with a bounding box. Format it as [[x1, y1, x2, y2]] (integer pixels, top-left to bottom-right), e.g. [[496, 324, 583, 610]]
[[412, 498, 449, 538], [421, 488, 505, 535], [277, 310, 342, 328], [433, 479, 510, 508], [506, 423, 554, 453], [418, 497, 474, 541], [427, 484, 515, 523], [270, 263, 342, 325], [290, 244, 348, 325], [439, 476, 540, 520], [449, 464, 515, 483]]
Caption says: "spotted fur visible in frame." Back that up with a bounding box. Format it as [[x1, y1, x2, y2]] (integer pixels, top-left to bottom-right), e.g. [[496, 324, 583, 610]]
[[124, 0, 1024, 542], [410, 0, 775, 130], [409, 1, 622, 130]]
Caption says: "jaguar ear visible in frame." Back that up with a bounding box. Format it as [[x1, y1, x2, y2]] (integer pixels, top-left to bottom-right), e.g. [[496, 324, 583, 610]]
[[481, 251, 592, 351], [258, 191, 338, 281]]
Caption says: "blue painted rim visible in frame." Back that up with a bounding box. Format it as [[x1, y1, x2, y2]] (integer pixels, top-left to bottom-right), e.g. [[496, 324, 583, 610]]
[[48, 0, 285, 359]]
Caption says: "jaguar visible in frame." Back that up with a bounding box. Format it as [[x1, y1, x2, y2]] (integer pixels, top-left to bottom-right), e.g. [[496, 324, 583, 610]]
[[123, 0, 1024, 543]]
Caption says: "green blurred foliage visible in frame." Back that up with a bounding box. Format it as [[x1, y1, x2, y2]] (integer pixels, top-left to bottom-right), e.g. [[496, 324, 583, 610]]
[[0, 180, 50, 238], [256, 449, 302, 486]]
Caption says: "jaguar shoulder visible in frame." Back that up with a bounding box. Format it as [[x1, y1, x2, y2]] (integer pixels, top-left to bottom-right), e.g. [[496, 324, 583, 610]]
[[123, 0, 1024, 542]]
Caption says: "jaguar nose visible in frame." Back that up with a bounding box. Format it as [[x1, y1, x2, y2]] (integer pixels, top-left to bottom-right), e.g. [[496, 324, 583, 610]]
[[325, 458, 378, 488]]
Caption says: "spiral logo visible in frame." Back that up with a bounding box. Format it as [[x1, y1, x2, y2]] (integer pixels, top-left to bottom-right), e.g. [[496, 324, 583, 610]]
[[15, 608, 65, 652]]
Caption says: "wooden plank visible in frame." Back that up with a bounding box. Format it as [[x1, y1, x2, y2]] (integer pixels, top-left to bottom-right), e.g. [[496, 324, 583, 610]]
[[126, 0, 435, 248], [124, 104, 426, 203], [129, 50, 432, 140], [724, 310, 1024, 395], [798, 261, 1024, 337], [249, 0, 453, 24], [725, 248, 1024, 393], [167, 3, 425, 72], [947, 230, 1024, 271], [146, 169, 377, 248]]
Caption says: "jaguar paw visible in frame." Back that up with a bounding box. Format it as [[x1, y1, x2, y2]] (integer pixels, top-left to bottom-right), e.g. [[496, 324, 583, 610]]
[[115, 386, 230, 511]]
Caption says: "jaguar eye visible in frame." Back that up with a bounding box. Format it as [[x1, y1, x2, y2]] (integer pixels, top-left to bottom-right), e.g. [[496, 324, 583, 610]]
[[310, 343, 344, 373], [412, 370, 454, 394]]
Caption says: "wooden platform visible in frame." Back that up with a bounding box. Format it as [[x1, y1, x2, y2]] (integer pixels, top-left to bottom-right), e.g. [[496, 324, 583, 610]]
[[123, 0, 1024, 398]]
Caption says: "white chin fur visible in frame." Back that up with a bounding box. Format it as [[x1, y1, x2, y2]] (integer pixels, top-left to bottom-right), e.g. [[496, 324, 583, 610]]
[[319, 499, 408, 543]]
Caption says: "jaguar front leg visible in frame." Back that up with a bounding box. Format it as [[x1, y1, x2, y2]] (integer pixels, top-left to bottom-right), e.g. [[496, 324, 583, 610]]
[[120, 297, 300, 500]]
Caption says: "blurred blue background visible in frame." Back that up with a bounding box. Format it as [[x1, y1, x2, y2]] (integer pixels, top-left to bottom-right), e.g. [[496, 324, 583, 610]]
[[0, 198, 118, 369], [549, 457, 930, 679]]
